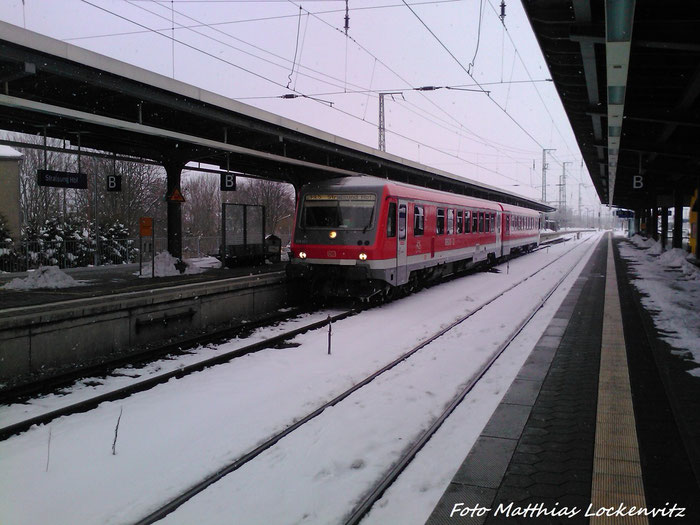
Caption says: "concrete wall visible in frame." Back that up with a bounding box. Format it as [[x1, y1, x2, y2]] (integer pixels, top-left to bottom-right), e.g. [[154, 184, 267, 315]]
[[0, 147, 22, 241], [0, 272, 287, 385]]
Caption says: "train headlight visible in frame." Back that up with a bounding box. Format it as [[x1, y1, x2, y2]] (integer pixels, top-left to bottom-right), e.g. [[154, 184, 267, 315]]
[[329, 231, 337, 239], [359, 252, 367, 260], [299, 251, 307, 259]]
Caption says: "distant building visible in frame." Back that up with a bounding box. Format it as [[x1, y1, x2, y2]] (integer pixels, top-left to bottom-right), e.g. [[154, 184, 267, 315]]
[[0, 146, 22, 241]]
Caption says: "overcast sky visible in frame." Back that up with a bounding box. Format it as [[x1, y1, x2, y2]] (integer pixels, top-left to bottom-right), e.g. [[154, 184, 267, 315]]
[[0, 0, 601, 210]]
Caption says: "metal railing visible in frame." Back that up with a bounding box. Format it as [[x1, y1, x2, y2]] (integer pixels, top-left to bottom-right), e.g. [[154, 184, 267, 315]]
[[0, 236, 220, 273]]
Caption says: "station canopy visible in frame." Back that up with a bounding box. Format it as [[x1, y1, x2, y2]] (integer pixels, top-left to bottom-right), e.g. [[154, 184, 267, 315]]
[[0, 21, 552, 212], [522, 0, 700, 209]]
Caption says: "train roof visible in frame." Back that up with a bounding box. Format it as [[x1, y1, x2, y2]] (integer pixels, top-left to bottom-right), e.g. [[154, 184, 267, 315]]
[[300, 176, 541, 214]]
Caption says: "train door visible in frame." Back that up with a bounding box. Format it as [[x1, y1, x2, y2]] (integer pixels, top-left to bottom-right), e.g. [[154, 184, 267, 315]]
[[396, 201, 408, 285], [495, 211, 503, 257]]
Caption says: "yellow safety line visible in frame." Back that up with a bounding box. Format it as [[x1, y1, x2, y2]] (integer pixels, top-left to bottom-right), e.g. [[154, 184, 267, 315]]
[[590, 234, 648, 524]]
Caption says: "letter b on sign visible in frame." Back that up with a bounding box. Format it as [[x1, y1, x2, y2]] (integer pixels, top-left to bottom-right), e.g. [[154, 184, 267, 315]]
[[220, 173, 237, 191], [633, 175, 644, 189], [107, 175, 122, 192]]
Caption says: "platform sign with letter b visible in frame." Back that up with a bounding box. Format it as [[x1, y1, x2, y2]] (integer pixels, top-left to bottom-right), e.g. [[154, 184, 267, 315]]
[[220, 172, 237, 191], [107, 174, 122, 192]]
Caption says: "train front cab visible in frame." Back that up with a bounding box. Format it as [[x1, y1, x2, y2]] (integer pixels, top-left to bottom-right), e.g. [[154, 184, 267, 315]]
[[287, 179, 389, 297]]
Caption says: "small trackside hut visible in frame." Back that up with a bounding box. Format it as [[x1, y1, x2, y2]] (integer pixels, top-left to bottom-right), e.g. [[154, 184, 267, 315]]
[[287, 176, 541, 299]]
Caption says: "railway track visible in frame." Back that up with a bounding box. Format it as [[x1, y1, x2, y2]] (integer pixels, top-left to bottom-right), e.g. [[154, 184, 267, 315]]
[[0, 232, 583, 441], [0, 306, 307, 403], [343, 233, 599, 525], [0, 308, 357, 441], [132, 232, 598, 525]]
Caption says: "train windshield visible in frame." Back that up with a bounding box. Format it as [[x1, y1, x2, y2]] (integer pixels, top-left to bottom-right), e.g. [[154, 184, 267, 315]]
[[302, 194, 376, 229]]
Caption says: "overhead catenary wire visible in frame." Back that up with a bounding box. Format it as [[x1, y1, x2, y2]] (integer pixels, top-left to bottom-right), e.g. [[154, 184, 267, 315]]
[[292, 10, 310, 90], [71, 0, 544, 165], [134, 0, 533, 157], [128, 0, 359, 94], [65, 0, 466, 41], [467, 0, 484, 75], [484, 0, 578, 164], [77, 0, 535, 187], [400, 0, 549, 151], [287, 0, 541, 161], [137, 0, 542, 160], [286, 6, 303, 89]]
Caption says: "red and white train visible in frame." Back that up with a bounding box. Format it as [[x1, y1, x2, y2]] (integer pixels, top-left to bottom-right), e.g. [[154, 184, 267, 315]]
[[288, 176, 541, 298]]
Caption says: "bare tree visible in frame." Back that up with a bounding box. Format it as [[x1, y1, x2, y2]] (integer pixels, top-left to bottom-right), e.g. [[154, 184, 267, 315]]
[[13, 134, 71, 230], [182, 172, 220, 237], [75, 155, 167, 236], [237, 178, 295, 240]]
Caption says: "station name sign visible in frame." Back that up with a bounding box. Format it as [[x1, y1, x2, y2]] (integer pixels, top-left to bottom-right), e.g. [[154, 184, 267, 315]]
[[37, 169, 88, 189]]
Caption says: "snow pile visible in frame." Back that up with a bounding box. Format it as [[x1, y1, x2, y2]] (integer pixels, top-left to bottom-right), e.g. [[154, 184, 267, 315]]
[[629, 234, 655, 248], [138, 251, 205, 277], [620, 240, 700, 372], [647, 240, 664, 255], [660, 248, 691, 267], [658, 249, 700, 279], [1, 266, 83, 290], [186, 256, 221, 269]]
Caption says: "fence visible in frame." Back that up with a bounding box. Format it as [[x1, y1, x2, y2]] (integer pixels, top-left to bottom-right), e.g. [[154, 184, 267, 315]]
[[0, 236, 220, 273]]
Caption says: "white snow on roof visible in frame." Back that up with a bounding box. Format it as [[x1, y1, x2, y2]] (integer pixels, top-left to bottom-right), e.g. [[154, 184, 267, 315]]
[[0, 145, 22, 159]]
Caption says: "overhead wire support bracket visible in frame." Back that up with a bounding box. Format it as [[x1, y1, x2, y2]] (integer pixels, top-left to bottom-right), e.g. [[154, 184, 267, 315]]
[[279, 93, 333, 107], [446, 86, 490, 94]]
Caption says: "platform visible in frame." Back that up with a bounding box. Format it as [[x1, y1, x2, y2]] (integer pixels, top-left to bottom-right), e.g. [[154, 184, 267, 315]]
[[0, 261, 286, 313], [426, 233, 700, 524], [0, 262, 288, 386]]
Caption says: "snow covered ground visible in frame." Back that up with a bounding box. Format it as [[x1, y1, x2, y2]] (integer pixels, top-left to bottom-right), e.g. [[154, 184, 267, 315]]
[[0, 310, 345, 428], [618, 235, 700, 375], [0, 232, 601, 525]]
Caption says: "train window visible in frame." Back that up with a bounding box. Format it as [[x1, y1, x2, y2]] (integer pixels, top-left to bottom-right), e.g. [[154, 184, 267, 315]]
[[447, 209, 454, 234], [414, 206, 424, 236], [387, 202, 397, 238], [472, 211, 478, 233], [436, 208, 445, 235], [478, 212, 484, 233], [303, 194, 376, 229], [457, 211, 463, 234], [484, 213, 490, 233], [490, 213, 496, 232], [506, 214, 510, 233], [464, 210, 470, 233], [398, 204, 407, 240]]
